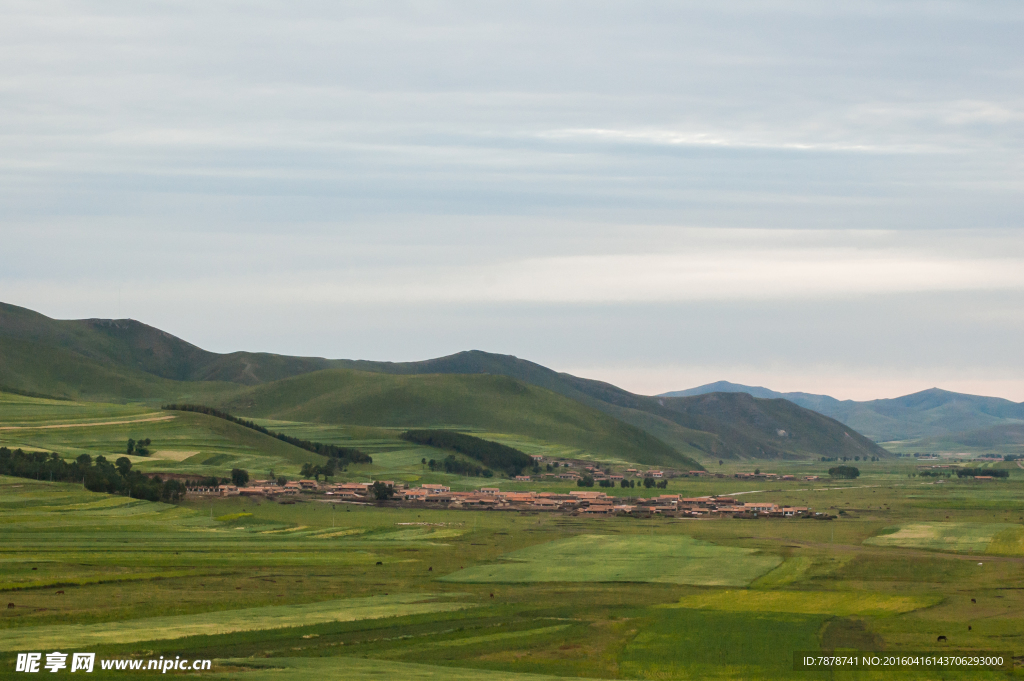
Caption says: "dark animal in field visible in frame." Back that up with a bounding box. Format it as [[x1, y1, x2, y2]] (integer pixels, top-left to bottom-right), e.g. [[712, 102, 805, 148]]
[[971, 598, 976, 603], [937, 635, 947, 642], [376, 561, 383, 566], [55, 590, 64, 595], [428, 567, 432, 571], [968, 626, 972, 630], [31, 567, 37, 570], [6, 603, 13, 609]]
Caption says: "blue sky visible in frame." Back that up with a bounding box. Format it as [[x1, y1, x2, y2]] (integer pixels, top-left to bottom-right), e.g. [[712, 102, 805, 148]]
[[2, 1, 1022, 399]]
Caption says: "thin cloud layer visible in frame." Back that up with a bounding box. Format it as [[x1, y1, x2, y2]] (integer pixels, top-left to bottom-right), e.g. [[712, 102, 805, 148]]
[[0, 1, 1021, 398]]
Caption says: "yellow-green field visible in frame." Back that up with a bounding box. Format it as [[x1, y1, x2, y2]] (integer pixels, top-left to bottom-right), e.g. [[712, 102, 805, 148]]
[[440, 534, 781, 586], [4, 389, 1024, 680]]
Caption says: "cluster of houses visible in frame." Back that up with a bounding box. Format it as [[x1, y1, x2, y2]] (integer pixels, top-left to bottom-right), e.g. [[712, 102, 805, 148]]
[[193, 479, 817, 518]]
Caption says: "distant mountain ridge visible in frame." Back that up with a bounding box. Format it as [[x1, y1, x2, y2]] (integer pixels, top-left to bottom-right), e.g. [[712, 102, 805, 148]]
[[662, 381, 1024, 443], [0, 301, 889, 464]]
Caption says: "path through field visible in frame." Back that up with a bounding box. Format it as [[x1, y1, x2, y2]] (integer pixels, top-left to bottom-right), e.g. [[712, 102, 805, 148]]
[[0, 415, 175, 430]]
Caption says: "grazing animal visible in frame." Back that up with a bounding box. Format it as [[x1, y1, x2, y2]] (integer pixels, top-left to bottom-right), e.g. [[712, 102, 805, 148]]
[[376, 561, 383, 566], [428, 567, 433, 571], [6, 603, 14, 609], [55, 590, 64, 595], [968, 626, 972, 631], [971, 598, 976, 603], [490, 593, 494, 598], [31, 567, 37, 571], [937, 635, 947, 642]]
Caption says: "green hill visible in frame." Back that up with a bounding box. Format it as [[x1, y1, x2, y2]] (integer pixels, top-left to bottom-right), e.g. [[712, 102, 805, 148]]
[[325, 350, 888, 461], [0, 302, 338, 395], [217, 369, 701, 468], [0, 303, 891, 463]]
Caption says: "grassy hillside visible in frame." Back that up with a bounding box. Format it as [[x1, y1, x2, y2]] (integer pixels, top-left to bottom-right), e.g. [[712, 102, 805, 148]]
[[0, 304, 894, 463], [0, 302, 339, 393], [0, 391, 327, 477], [219, 369, 702, 468], [330, 351, 889, 462], [657, 393, 891, 461]]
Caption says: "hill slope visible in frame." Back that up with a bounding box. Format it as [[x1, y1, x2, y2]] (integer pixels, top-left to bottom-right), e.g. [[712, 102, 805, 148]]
[[324, 351, 889, 461], [0, 302, 340, 392], [218, 369, 701, 468], [0, 303, 890, 463], [662, 381, 1024, 442]]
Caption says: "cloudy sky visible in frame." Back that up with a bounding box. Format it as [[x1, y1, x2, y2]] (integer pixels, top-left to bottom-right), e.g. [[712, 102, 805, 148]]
[[2, 1, 1022, 400]]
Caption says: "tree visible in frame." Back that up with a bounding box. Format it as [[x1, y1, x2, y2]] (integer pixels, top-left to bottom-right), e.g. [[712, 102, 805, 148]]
[[629, 479, 635, 488], [115, 457, 133, 478], [719, 459, 723, 466], [126, 438, 135, 455], [300, 462, 315, 478], [828, 465, 860, 480], [643, 477, 656, 489], [656, 479, 668, 489], [577, 474, 595, 488], [754, 468, 760, 475], [620, 479, 629, 488], [369, 481, 395, 500], [161, 479, 186, 502], [421, 458, 427, 466], [231, 468, 249, 486]]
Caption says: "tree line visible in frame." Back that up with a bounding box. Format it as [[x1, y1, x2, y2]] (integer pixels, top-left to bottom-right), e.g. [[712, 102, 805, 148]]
[[401, 430, 532, 476], [161, 404, 372, 465], [956, 468, 1009, 478], [425, 455, 495, 478], [0, 447, 187, 502], [828, 465, 860, 479]]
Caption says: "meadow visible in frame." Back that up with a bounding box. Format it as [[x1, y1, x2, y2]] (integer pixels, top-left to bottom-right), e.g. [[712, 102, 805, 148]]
[[3, 391, 1024, 679]]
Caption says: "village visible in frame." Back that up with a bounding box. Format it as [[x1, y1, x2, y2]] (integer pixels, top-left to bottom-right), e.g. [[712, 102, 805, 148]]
[[189, 464, 828, 519]]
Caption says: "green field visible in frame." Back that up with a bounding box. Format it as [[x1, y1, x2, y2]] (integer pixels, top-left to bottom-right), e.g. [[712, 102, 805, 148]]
[[441, 534, 781, 586], [864, 522, 1022, 554], [4, 386, 1024, 680]]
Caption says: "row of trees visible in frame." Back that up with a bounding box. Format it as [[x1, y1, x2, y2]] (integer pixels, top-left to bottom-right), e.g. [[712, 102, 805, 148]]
[[0, 447, 186, 502], [299, 460, 338, 481], [426, 455, 495, 477], [162, 404, 372, 465], [401, 430, 531, 477], [956, 468, 1009, 478], [820, 456, 880, 462], [828, 465, 860, 479]]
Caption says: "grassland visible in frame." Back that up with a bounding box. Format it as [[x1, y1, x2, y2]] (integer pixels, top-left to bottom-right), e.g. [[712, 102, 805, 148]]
[[4, 390, 1024, 680], [441, 534, 781, 586]]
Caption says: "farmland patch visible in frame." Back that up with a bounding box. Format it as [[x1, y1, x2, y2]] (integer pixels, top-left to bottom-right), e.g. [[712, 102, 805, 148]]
[[3, 593, 474, 650], [864, 522, 1018, 553], [672, 589, 937, 616], [440, 534, 780, 586]]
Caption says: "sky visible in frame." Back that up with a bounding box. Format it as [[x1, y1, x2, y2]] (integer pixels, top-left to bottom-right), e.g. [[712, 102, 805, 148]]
[[1, 1, 1022, 400]]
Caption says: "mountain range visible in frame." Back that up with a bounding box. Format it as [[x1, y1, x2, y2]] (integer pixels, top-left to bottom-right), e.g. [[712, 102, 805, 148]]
[[0, 302, 892, 466], [663, 381, 1024, 445]]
